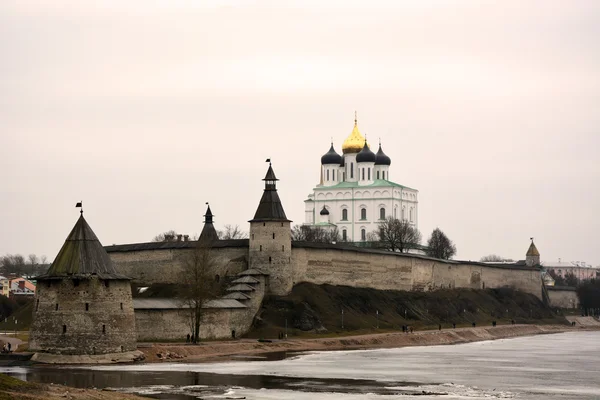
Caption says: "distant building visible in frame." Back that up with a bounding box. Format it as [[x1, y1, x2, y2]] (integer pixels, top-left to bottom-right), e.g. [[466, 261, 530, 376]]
[[9, 278, 36, 297], [304, 115, 418, 242], [542, 259, 599, 282]]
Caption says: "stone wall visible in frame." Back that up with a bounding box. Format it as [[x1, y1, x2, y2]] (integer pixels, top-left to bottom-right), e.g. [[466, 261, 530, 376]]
[[29, 278, 137, 355], [134, 275, 266, 341], [249, 222, 292, 295], [109, 247, 248, 285], [292, 245, 542, 299], [547, 287, 579, 309]]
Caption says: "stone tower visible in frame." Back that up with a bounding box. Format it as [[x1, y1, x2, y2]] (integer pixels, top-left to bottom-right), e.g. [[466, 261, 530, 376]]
[[526, 239, 541, 267], [249, 162, 292, 295], [29, 213, 137, 355], [199, 203, 219, 244]]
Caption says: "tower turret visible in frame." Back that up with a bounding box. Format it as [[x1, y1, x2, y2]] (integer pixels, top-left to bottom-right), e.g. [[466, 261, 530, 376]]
[[249, 161, 292, 295], [526, 238, 540, 267], [199, 203, 219, 243]]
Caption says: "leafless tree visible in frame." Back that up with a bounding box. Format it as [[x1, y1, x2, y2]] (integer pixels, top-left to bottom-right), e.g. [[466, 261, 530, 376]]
[[425, 228, 457, 260], [0, 254, 26, 276], [217, 225, 248, 240], [479, 254, 514, 262], [377, 217, 421, 253], [152, 230, 179, 242], [291, 225, 340, 243], [177, 243, 220, 343], [40, 255, 48, 265]]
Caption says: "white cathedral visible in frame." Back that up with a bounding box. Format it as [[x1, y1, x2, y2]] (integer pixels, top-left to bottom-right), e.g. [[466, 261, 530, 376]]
[[304, 116, 419, 242]]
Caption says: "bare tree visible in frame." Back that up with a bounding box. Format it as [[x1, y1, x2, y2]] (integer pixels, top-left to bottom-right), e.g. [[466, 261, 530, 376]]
[[425, 228, 457, 260], [377, 217, 421, 253], [565, 272, 579, 287], [291, 225, 340, 243], [177, 243, 220, 343], [548, 269, 566, 286], [152, 230, 179, 242], [217, 225, 248, 240], [0, 254, 26, 276], [40, 255, 48, 265], [479, 254, 514, 262]]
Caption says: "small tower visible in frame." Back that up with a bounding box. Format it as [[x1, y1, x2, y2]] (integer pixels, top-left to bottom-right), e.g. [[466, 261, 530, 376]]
[[374, 141, 391, 180], [526, 238, 541, 267], [29, 213, 137, 355], [356, 141, 376, 185], [248, 162, 292, 295], [199, 203, 219, 244]]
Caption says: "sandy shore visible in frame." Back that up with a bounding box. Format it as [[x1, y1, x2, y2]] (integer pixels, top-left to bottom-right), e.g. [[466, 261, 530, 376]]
[[141, 323, 593, 363]]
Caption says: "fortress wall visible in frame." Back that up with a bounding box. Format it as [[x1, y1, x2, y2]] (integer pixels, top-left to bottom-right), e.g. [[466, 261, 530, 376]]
[[135, 308, 251, 341], [109, 247, 248, 285], [292, 247, 413, 291], [292, 247, 542, 299], [547, 287, 579, 308]]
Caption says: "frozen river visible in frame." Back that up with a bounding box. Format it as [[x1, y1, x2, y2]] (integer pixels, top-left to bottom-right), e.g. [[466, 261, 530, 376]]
[[3, 330, 600, 399]]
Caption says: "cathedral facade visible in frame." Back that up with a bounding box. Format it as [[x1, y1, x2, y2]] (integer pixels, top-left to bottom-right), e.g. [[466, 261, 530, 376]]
[[304, 116, 419, 242]]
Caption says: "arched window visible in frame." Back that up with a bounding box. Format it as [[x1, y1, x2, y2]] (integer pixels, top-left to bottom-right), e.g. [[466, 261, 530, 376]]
[[382, 171, 386, 180], [326, 169, 329, 181], [332, 170, 335, 181], [402, 206, 406, 220], [368, 168, 371, 180], [377, 171, 380, 179], [360, 208, 367, 220], [362, 168, 365, 180], [342, 229, 347, 241], [350, 162, 354, 179], [342, 209, 348, 221], [394, 207, 397, 218], [361, 229, 366, 241], [410, 208, 413, 222], [380, 208, 385, 220]]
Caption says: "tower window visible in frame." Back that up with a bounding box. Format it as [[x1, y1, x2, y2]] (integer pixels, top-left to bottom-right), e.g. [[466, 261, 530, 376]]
[[342, 209, 348, 221], [55, 303, 59, 311], [360, 208, 367, 220], [104, 280, 109, 288], [62, 325, 67, 334], [380, 208, 385, 220], [361, 229, 366, 241], [272, 233, 275, 239], [410, 208, 413, 222], [102, 324, 106, 334], [85, 303, 89, 311], [120, 303, 123, 310], [342, 229, 347, 241], [368, 168, 371, 180], [260, 245, 262, 251], [263, 222, 266, 226], [350, 162, 354, 179], [332, 170, 335, 181], [377, 171, 380, 179], [382, 171, 386, 180], [362, 168, 365, 180], [282, 245, 284, 251], [269, 256, 272, 264], [327, 169, 330, 180], [215, 274, 220, 283]]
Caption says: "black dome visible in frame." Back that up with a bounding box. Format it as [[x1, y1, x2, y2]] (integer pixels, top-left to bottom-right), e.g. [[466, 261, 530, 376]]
[[319, 206, 330, 215], [321, 144, 343, 165], [375, 144, 391, 166], [356, 142, 376, 163]]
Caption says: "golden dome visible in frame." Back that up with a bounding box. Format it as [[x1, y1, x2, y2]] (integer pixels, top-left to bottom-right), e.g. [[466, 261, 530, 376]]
[[342, 116, 367, 154]]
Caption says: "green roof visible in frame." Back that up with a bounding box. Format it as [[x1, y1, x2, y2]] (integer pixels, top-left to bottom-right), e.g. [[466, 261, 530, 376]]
[[314, 179, 416, 191]]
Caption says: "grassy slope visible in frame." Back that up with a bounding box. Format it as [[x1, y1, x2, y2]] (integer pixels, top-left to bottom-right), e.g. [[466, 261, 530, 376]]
[[249, 283, 566, 338]]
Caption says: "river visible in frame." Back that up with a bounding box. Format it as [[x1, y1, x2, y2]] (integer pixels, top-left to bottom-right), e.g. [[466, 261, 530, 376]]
[[2, 331, 599, 399]]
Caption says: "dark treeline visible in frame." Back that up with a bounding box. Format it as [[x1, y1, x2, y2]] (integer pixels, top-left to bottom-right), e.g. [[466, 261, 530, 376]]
[[577, 279, 600, 315], [0, 254, 49, 277]]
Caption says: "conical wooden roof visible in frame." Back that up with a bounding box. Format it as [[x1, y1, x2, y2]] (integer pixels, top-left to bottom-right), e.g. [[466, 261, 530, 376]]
[[38, 214, 129, 280]]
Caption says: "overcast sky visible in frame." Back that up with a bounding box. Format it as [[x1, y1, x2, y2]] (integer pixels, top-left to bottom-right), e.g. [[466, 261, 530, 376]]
[[1, 0, 598, 266]]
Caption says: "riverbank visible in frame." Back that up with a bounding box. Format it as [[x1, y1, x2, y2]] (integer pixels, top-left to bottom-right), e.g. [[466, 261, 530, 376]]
[[141, 323, 594, 363], [0, 373, 148, 400]]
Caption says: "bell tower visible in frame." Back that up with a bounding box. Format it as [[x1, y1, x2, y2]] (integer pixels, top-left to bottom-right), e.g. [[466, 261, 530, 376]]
[[248, 161, 292, 295]]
